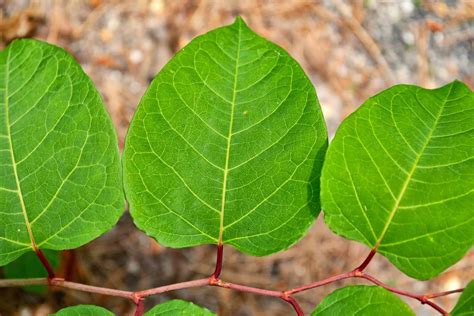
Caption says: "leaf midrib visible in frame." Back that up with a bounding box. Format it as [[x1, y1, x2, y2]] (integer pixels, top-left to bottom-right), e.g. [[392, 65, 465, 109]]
[[218, 22, 242, 244], [4, 46, 36, 251], [374, 85, 454, 249]]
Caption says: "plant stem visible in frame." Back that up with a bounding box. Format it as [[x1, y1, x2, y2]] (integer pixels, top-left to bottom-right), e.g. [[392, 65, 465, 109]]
[[285, 271, 355, 295], [286, 248, 377, 295], [210, 278, 282, 297], [134, 299, 144, 316], [0, 244, 456, 315], [0, 277, 47, 287], [283, 296, 304, 316], [425, 288, 464, 299], [212, 243, 224, 279], [34, 247, 56, 279], [135, 278, 210, 298], [49, 278, 135, 301], [0, 272, 458, 315], [354, 248, 377, 272], [356, 272, 448, 315], [209, 278, 303, 315]]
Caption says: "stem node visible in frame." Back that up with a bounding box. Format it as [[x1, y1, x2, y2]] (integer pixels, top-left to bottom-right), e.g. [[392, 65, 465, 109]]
[[132, 292, 142, 304]]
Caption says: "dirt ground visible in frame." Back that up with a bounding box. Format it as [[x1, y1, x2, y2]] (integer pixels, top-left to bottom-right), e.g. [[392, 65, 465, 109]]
[[0, 0, 473, 315]]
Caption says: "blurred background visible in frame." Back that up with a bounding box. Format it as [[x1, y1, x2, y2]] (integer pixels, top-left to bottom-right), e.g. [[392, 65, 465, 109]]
[[0, 0, 473, 315]]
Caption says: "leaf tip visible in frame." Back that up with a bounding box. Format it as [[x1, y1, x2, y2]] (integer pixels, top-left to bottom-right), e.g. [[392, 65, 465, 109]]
[[449, 79, 471, 90], [232, 16, 247, 27]]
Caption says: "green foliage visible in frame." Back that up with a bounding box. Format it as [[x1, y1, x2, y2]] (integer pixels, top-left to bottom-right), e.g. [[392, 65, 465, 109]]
[[123, 17, 327, 256], [52, 305, 114, 315], [145, 300, 215, 315], [321, 81, 474, 280], [0, 39, 124, 266], [53, 300, 215, 316], [452, 280, 474, 315], [3, 249, 59, 292], [311, 286, 415, 315], [1, 16, 473, 316]]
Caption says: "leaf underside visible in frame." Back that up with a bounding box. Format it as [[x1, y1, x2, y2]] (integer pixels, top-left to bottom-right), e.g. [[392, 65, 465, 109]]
[[321, 81, 474, 280], [123, 17, 327, 256], [452, 280, 474, 315], [52, 300, 215, 316], [311, 285, 415, 315], [52, 305, 114, 316], [145, 299, 215, 315], [0, 39, 124, 266]]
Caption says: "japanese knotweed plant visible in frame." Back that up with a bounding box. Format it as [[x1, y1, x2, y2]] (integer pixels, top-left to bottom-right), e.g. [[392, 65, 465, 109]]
[[0, 17, 473, 316]]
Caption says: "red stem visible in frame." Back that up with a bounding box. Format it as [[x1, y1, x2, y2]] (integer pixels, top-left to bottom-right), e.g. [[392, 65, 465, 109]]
[[354, 248, 376, 272], [286, 248, 377, 295], [49, 278, 135, 300], [211, 279, 283, 297], [0, 266, 459, 315], [34, 247, 56, 279], [283, 296, 304, 316], [134, 299, 144, 316], [356, 273, 448, 315], [285, 271, 355, 295], [210, 279, 302, 315], [135, 278, 210, 298], [425, 288, 464, 299], [212, 243, 224, 279]]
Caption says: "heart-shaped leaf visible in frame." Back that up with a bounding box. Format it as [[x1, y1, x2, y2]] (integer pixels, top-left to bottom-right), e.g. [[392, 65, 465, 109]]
[[0, 39, 124, 266], [123, 17, 327, 255], [321, 81, 473, 279], [311, 285, 414, 315], [52, 305, 114, 315], [452, 280, 474, 315], [145, 300, 215, 315]]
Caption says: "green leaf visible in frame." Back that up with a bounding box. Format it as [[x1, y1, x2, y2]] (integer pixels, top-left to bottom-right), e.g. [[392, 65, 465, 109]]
[[452, 280, 474, 315], [123, 17, 327, 255], [51, 305, 114, 315], [0, 39, 124, 266], [321, 81, 473, 279], [311, 285, 415, 316], [145, 299, 215, 315], [3, 249, 60, 293]]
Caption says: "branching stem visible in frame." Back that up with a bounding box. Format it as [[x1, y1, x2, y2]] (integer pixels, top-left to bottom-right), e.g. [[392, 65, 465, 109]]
[[355, 272, 448, 315], [0, 248, 462, 316]]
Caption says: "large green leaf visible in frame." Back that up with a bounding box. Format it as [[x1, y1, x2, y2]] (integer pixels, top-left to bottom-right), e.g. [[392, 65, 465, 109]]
[[3, 249, 60, 292], [145, 300, 215, 315], [51, 305, 114, 315], [311, 285, 414, 315], [123, 17, 327, 255], [0, 39, 124, 266], [452, 280, 474, 315], [321, 81, 473, 279]]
